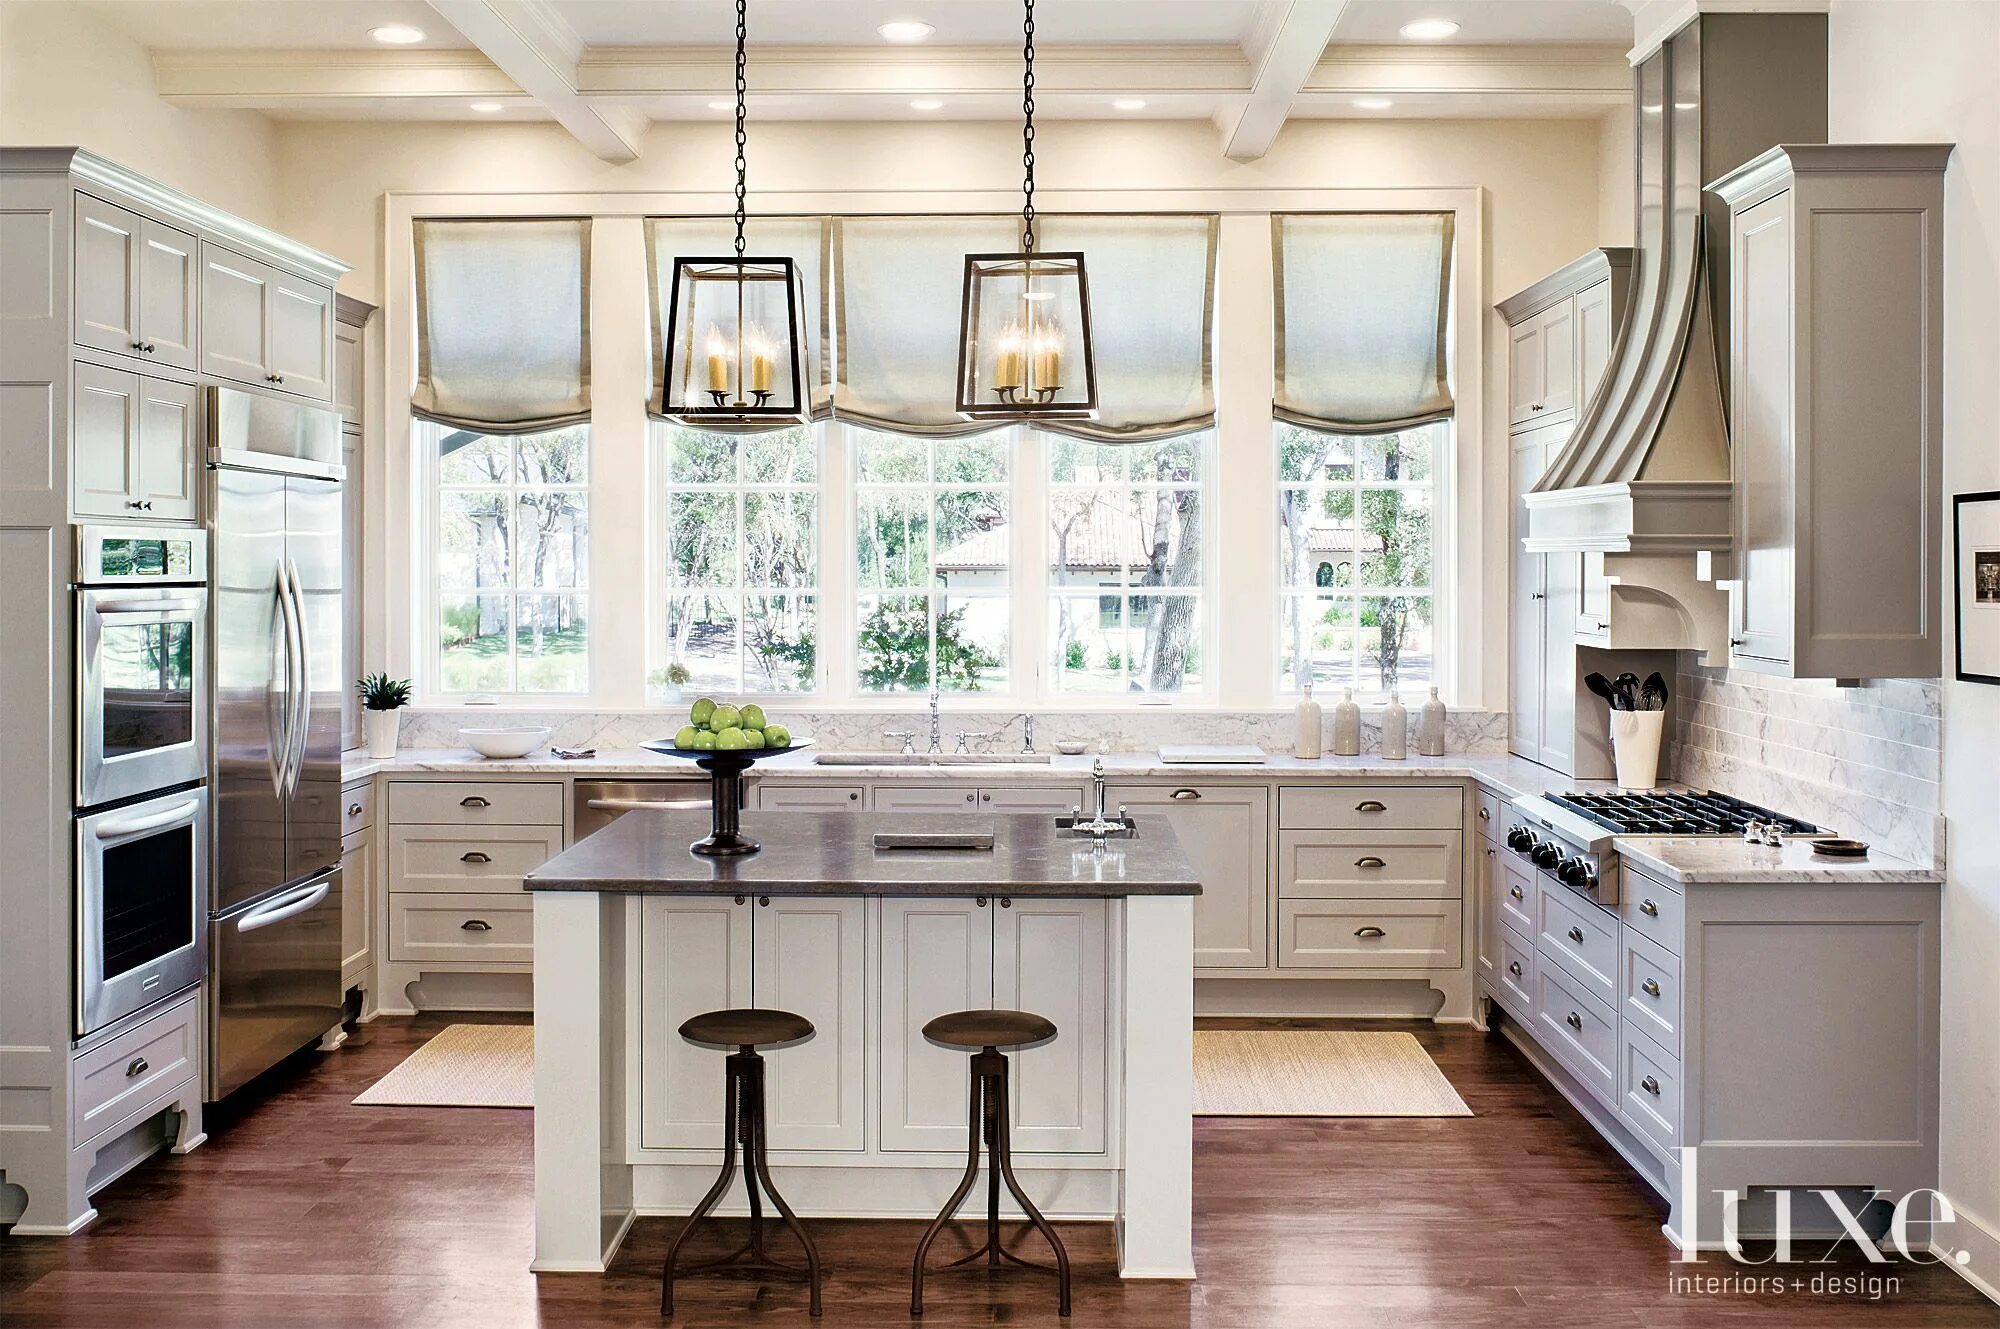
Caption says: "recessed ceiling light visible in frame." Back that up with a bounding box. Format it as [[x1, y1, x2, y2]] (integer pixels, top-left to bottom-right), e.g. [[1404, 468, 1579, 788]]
[[1352, 97, 1395, 111], [878, 20, 935, 43], [369, 24, 426, 44], [1398, 18, 1461, 40], [1112, 98, 1147, 112], [909, 98, 945, 112], [469, 101, 504, 114]]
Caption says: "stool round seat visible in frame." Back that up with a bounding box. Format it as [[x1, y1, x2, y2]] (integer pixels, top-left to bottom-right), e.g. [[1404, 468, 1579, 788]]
[[679, 1007, 815, 1049], [922, 1008, 1056, 1050]]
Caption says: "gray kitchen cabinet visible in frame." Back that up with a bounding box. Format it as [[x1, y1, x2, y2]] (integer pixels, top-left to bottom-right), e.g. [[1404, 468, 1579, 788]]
[[72, 192, 199, 371], [1507, 298, 1574, 426], [200, 239, 335, 401], [335, 297, 372, 751], [71, 362, 200, 522], [1509, 419, 1577, 770], [1710, 144, 1950, 679], [1110, 784, 1268, 969]]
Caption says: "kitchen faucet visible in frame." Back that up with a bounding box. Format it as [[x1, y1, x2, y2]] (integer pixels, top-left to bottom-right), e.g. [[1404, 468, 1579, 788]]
[[927, 684, 943, 755], [1022, 714, 1036, 755]]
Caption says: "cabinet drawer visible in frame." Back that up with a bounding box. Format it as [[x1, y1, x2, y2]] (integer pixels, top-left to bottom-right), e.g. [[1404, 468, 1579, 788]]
[[1620, 1027, 1681, 1157], [389, 894, 533, 965], [1492, 925, 1537, 1022], [386, 825, 562, 894], [74, 991, 199, 1145], [388, 780, 563, 826], [341, 779, 375, 835], [1536, 882, 1618, 1007], [1278, 899, 1461, 970], [1277, 830, 1461, 900], [979, 786, 1086, 814], [1533, 961, 1618, 1105], [1279, 784, 1463, 831], [1620, 928, 1681, 1056], [1474, 787, 1507, 842], [1618, 871, 1684, 956], [1496, 853, 1537, 939], [873, 785, 980, 813], [754, 783, 863, 810]]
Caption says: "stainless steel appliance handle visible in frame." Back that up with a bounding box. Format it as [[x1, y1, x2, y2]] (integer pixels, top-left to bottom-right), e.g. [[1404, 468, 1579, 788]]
[[236, 877, 332, 933], [91, 797, 203, 840], [584, 797, 710, 812], [284, 559, 311, 801], [269, 561, 300, 799], [278, 561, 307, 799], [92, 596, 204, 615]]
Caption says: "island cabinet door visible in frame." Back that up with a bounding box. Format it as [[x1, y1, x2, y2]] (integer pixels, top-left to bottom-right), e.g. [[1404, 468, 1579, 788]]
[[751, 897, 865, 1151], [638, 897, 753, 1149], [993, 898, 1109, 1154], [1111, 784, 1269, 969], [879, 897, 995, 1152]]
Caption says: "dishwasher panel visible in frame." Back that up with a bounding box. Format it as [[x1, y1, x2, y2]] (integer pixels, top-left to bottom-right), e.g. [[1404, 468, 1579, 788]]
[[572, 779, 713, 840]]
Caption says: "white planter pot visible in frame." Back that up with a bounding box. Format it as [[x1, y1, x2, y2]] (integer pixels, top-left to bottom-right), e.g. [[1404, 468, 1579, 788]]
[[1609, 709, 1666, 790], [365, 708, 402, 760]]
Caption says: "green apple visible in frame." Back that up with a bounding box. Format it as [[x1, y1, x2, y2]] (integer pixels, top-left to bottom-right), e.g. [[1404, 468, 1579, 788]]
[[763, 723, 791, 749], [714, 726, 749, 751], [689, 697, 717, 727], [711, 703, 743, 732], [688, 728, 716, 751], [740, 703, 768, 731], [741, 728, 766, 750], [673, 725, 700, 749]]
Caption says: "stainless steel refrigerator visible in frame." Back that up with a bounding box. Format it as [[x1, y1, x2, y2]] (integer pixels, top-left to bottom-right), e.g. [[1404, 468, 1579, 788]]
[[206, 387, 347, 1100]]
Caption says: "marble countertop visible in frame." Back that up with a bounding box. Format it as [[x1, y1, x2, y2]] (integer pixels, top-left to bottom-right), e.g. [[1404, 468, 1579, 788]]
[[1616, 836, 1939, 885], [525, 811, 1201, 897]]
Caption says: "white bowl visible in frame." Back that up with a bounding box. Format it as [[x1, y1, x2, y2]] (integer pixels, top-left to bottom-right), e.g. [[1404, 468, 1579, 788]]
[[1054, 740, 1089, 756], [460, 726, 553, 759]]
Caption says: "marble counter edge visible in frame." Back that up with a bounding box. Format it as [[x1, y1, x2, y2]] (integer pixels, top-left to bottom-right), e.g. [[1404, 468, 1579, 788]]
[[1614, 837, 1942, 886]]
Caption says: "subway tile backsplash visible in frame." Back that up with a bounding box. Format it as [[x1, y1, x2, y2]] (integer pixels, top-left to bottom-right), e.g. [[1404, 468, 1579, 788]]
[[1673, 658, 1943, 865]]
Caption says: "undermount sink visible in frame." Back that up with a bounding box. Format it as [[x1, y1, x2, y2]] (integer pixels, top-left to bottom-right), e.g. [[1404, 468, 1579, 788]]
[[814, 752, 1054, 766]]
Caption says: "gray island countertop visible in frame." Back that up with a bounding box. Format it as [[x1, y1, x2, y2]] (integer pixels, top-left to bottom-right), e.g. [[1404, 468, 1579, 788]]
[[524, 811, 1202, 897]]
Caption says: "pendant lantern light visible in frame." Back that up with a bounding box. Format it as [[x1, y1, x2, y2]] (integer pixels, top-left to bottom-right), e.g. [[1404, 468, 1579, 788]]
[[954, 0, 1097, 421], [660, 0, 810, 426]]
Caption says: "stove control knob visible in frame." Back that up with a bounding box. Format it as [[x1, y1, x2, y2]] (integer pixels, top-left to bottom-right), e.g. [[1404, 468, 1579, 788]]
[[1505, 827, 1536, 854], [1557, 856, 1594, 888], [1530, 841, 1562, 870]]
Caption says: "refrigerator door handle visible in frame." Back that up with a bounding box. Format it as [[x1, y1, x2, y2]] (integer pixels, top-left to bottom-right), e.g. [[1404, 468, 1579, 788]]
[[235, 875, 333, 934], [287, 557, 312, 801], [277, 560, 307, 800], [267, 561, 297, 800]]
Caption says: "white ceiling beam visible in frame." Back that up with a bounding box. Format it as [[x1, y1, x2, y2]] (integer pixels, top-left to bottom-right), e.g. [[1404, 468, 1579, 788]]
[[1217, 0, 1350, 161], [426, 0, 645, 161]]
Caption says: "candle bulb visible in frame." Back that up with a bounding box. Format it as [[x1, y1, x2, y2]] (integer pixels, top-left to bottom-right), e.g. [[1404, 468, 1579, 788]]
[[993, 320, 1025, 390], [744, 324, 774, 394], [703, 324, 729, 393]]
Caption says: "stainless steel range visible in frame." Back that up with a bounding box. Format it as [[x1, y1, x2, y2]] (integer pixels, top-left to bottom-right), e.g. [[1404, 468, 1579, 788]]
[[1504, 790, 1820, 908]]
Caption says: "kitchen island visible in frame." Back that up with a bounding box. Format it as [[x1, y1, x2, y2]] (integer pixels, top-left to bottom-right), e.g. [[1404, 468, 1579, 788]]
[[523, 809, 1201, 1280]]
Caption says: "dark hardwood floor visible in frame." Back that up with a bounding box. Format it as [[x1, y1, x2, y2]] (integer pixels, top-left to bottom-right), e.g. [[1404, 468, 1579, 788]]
[[4, 1012, 1994, 1328]]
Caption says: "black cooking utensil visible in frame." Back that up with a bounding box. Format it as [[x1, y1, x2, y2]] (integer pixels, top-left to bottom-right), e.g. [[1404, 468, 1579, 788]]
[[1613, 672, 1641, 711], [1640, 671, 1669, 712], [1584, 672, 1622, 710]]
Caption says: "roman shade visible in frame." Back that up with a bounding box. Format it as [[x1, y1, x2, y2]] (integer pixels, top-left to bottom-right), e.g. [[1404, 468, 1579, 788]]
[[411, 218, 592, 435], [1273, 213, 1455, 434], [833, 213, 1218, 441], [646, 216, 834, 424]]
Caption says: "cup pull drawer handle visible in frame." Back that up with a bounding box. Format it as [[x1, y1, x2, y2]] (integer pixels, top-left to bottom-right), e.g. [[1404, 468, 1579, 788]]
[[1642, 978, 1662, 997], [1477, 807, 1491, 821], [1566, 1012, 1584, 1031], [1640, 899, 1659, 917], [1170, 789, 1202, 800], [1508, 961, 1523, 977], [460, 796, 491, 808], [1354, 856, 1386, 869], [1641, 1075, 1661, 1095], [1509, 885, 1524, 901], [460, 851, 492, 864], [347, 802, 364, 817], [126, 1056, 149, 1077], [1353, 926, 1387, 939], [460, 919, 492, 932], [1567, 926, 1585, 944], [1354, 800, 1387, 813]]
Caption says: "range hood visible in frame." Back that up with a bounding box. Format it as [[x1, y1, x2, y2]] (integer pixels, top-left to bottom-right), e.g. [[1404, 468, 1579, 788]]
[[1522, 13, 1826, 658]]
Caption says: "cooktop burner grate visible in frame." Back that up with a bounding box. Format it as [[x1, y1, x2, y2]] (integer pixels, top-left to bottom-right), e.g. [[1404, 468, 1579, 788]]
[[1547, 790, 1819, 837]]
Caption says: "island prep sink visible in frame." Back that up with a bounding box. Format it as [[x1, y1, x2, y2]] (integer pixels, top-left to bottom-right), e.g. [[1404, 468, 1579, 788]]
[[813, 752, 1054, 766]]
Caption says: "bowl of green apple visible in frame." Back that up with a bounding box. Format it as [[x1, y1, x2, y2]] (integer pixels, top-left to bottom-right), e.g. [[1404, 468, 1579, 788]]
[[640, 697, 809, 762]]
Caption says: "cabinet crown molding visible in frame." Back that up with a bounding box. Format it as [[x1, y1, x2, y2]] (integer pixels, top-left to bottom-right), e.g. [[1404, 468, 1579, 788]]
[[1706, 142, 1957, 204]]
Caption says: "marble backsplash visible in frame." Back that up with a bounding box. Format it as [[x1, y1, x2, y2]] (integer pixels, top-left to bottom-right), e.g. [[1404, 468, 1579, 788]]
[[1672, 659, 1944, 865], [399, 705, 1511, 758]]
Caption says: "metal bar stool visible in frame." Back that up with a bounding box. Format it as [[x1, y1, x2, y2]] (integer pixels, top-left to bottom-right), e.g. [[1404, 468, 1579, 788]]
[[661, 1007, 822, 1318], [910, 1008, 1072, 1317]]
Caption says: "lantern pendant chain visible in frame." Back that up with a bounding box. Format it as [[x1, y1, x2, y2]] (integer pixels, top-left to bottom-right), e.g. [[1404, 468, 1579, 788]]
[[732, 0, 748, 258], [1020, 0, 1036, 254]]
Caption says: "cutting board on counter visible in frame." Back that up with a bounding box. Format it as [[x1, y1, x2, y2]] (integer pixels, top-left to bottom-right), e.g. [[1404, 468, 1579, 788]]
[[1158, 745, 1268, 764]]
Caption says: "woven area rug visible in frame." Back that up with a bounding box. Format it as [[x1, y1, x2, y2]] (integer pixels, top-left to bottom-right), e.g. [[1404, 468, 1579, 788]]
[[1193, 1030, 1471, 1117], [353, 1024, 533, 1108]]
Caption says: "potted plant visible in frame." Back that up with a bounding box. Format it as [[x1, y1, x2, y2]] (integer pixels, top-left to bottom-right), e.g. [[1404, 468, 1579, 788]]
[[357, 673, 412, 759], [649, 660, 692, 706]]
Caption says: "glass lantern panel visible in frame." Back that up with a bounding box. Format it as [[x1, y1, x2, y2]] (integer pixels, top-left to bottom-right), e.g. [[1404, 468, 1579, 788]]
[[957, 252, 1094, 416], [664, 258, 807, 418]]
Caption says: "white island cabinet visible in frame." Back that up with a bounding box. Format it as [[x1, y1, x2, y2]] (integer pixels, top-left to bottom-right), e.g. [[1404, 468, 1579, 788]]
[[525, 809, 1199, 1282]]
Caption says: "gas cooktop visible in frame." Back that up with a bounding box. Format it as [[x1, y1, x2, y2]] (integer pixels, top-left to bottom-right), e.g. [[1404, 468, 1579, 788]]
[[1546, 789, 1819, 837]]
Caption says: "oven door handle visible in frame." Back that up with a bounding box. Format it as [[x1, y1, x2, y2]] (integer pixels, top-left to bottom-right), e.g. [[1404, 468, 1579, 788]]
[[585, 797, 711, 812], [91, 797, 203, 841], [236, 875, 333, 934], [92, 596, 205, 615]]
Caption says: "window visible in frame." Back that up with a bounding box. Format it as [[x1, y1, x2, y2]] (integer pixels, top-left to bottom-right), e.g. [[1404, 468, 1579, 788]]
[[853, 428, 1010, 694], [1277, 421, 1438, 695], [656, 424, 819, 696], [430, 424, 589, 694], [1047, 433, 1206, 695]]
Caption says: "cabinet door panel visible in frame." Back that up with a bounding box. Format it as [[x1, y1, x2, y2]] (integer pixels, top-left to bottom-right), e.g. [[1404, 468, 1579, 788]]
[[755, 783, 863, 810], [994, 898, 1107, 1154], [334, 319, 363, 419], [339, 828, 372, 982], [137, 217, 200, 370], [72, 361, 140, 518], [879, 897, 993, 1152], [269, 273, 335, 400], [638, 897, 753, 1149], [1731, 192, 1795, 665], [137, 376, 200, 521], [753, 897, 865, 1151], [1110, 785, 1268, 969], [1508, 320, 1546, 426], [200, 245, 271, 385], [73, 194, 140, 358], [1508, 434, 1547, 760], [979, 785, 1087, 814], [1575, 278, 1614, 410], [1537, 300, 1577, 418], [873, 785, 979, 814]]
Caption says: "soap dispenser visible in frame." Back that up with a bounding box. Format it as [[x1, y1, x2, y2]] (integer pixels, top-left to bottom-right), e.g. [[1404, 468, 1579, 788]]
[[1418, 686, 1447, 756], [1295, 680, 1323, 760], [1331, 687, 1361, 757], [1381, 692, 1409, 760]]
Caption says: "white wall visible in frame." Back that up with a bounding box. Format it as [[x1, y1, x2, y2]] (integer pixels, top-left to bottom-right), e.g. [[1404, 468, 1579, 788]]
[[0, 0, 281, 229], [1828, 0, 2000, 1299]]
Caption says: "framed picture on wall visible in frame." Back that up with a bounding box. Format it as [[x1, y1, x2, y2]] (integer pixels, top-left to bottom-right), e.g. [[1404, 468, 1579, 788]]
[[1955, 491, 2000, 685]]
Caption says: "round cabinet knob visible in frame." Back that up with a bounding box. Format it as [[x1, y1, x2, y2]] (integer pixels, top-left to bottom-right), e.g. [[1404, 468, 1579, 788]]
[[980, 793, 991, 802], [1530, 841, 1561, 870], [847, 791, 858, 801], [965, 793, 975, 803]]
